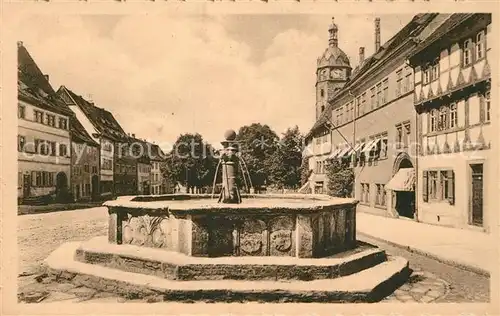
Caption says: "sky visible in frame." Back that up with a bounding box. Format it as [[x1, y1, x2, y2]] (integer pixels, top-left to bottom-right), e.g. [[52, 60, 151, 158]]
[[11, 13, 414, 151]]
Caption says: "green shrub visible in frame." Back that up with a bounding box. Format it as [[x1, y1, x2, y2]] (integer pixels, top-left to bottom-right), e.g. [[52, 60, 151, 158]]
[[326, 159, 354, 198]]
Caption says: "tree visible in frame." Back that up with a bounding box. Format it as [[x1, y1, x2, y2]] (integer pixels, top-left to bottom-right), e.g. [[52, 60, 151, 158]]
[[326, 159, 355, 198], [267, 126, 304, 189], [166, 133, 217, 193], [235, 123, 279, 189], [300, 157, 312, 186]]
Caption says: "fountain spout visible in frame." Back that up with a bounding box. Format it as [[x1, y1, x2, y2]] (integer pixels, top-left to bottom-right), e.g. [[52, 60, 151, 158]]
[[218, 129, 242, 204]]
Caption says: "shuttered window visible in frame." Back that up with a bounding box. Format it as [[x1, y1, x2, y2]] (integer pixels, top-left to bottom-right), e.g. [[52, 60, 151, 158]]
[[447, 170, 455, 205], [422, 170, 428, 202], [422, 169, 455, 204]]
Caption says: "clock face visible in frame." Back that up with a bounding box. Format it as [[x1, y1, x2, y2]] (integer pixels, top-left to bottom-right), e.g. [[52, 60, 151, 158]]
[[332, 69, 343, 79]]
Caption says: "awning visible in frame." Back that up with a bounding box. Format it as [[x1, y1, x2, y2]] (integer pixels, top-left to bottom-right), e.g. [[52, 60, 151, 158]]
[[337, 146, 352, 159], [385, 168, 415, 192], [362, 138, 381, 155], [346, 142, 365, 157], [328, 147, 343, 159]]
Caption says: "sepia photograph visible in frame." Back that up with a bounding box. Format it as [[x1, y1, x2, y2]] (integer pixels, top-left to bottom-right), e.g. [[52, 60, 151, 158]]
[[2, 8, 496, 311]]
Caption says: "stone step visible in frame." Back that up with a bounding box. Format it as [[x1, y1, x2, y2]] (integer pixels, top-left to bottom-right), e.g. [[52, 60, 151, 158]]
[[44, 241, 410, 303], [75, 236, 387, 281]]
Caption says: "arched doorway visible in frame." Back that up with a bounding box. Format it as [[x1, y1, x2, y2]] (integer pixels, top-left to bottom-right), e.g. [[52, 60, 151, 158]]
[[391, 153, 415, 219]]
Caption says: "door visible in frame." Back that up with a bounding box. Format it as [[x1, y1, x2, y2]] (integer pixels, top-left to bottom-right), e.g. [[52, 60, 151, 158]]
[[23, 175, 31, 198], [470, 164, 484, 226], [91, 175, 99, 200]]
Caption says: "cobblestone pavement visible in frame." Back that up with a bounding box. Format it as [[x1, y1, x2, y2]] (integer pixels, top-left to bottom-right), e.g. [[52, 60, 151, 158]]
[[383, 269, 450, 303], [17, 208, 489, 303], [359, 233, 490, 303]]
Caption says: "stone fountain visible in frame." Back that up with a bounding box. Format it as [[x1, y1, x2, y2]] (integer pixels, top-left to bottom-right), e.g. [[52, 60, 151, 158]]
[[44, 131, 410, 303]]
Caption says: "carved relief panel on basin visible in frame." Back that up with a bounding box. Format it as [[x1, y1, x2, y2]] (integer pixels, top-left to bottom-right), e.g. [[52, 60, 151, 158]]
[[122, 214, 169, 248], [269, 216, 295, 256], [240, 219, 267, 256]]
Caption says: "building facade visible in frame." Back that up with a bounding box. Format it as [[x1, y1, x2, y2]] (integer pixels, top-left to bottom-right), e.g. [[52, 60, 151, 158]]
[[305, 15, 449, 218], [149, 144, 165, 195], [408, 13, 494, 231], [129, 135, 151, 195], [70, 117, 100, 202], [114, 138, 138, 196], [17, 42, 72, 204], [137, 161, 151, 195], [57, 86, 129, 198]]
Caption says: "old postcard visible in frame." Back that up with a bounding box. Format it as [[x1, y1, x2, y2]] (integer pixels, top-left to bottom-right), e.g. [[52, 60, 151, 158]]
[[1, 1, 498, 315]]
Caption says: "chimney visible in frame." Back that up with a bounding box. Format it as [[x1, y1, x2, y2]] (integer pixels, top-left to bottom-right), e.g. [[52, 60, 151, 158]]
[[44, 74, 49, 82], [87, 94, 94, 105], [17, 41, 23, 47], [132, 133, 136, 138], [359, 47, 365, 64], [375, 18, 381, 52]]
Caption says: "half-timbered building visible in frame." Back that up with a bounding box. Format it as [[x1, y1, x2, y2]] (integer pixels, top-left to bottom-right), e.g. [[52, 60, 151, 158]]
[[408, 13, 493, 231]]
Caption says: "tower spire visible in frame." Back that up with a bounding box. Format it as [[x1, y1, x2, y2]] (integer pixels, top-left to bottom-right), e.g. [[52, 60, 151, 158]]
[[328, 17, 338, 47]]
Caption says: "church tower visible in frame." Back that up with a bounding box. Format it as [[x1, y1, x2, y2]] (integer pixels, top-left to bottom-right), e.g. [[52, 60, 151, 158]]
[[315, 17, 352, 120]]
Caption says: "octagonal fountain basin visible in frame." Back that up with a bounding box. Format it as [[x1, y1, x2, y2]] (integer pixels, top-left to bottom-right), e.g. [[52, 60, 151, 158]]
[[44, 193, 411, 302], [105, 193, 358, 259]]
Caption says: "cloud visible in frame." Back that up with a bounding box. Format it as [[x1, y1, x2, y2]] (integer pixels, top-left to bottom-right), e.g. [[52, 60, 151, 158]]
[[12, 13, 412, 151]]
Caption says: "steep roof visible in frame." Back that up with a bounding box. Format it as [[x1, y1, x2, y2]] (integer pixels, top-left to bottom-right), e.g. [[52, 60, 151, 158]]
[[128, 136, 151, 164], [306, 13, 440, 139], [127, 137, 165, 163], [70, 115, 99, 146], [409, 14, 476, 61], [17, 43, 73, 116], [61, 86, 129, 142], [150, 144, 165, 161]]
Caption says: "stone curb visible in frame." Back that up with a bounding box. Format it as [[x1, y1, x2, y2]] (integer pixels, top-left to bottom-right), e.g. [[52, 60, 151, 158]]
[[357, 232, 490, 277], [76, 239, 387, 282], [44, 242, 411, 303]]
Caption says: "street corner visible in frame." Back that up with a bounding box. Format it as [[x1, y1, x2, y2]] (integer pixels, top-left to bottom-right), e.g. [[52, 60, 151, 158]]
[[384, 270, 450, 303]]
